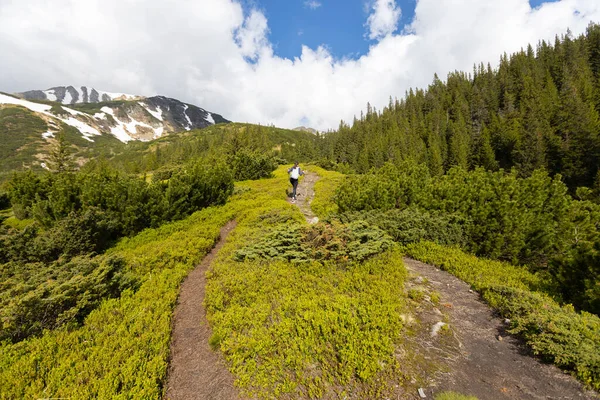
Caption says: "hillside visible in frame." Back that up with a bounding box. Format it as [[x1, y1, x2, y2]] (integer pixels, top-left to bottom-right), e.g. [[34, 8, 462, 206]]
[[0, 91, 236, 180]]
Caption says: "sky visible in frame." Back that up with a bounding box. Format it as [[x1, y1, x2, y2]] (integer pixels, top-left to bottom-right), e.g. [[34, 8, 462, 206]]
[[0, 0, 599, 131]]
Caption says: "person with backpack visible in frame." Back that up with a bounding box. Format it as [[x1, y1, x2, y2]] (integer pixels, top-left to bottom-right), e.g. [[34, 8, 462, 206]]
[[288, 162, 304, 202]]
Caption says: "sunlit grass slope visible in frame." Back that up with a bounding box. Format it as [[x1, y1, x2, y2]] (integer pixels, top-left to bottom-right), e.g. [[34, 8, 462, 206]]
[[0, 166, 409, 399]]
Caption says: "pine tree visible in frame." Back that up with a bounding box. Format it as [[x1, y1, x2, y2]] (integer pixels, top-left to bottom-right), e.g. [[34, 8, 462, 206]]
[[48, 132, 75, 173]]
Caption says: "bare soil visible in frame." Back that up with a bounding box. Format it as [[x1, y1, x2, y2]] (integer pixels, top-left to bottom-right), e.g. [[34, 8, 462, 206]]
[[401, 257, 599, 400], [165, 220, 240, 400], [288, 171, 319, 223]]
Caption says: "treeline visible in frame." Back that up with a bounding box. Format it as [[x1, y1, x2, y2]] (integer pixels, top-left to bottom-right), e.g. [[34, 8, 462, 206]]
[[335, 162, 600, 315], [111, 123, 318, 175], [318, 23, 600, 195]]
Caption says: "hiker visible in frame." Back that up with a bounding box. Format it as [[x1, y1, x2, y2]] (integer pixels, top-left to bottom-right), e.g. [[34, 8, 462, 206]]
[[288, 162, 304, 201]]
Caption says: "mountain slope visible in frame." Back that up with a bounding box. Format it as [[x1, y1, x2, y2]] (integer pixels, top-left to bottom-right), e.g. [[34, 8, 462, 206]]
[[17, 85, 139, 104], [0, 92, 229, 143]]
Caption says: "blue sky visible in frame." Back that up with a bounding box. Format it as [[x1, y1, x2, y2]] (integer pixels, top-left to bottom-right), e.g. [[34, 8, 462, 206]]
[[242, 0, 558, 60]]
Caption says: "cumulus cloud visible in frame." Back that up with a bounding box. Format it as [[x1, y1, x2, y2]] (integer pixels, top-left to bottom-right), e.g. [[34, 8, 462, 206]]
[[304, 1, 322, 10], [0, 0, 599, 131], [365, 0, 402, 40]]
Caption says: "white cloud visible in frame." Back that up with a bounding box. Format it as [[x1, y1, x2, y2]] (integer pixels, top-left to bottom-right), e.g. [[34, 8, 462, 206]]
[[304, 1, 322, 10], [0, 0, 599, 132], [235, 10, 271, 60], [365, 0, 402, 40]]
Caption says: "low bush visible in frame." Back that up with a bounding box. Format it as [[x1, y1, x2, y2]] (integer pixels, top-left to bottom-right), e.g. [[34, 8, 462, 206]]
[[234, 220, 393, 264], [0, 255, 136, 342], [339, 207, 466, 247], [4, 161, 234, 264], [228, 148, 278, 181]]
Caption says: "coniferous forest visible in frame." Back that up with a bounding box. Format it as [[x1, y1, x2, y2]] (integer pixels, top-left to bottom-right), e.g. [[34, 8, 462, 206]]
[[318, 23, 600, 195]]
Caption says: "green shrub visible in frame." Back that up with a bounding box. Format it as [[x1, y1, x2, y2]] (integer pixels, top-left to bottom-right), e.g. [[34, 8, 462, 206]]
[[165, 160, 233, 220], [339, 207, 466, 247], [234, 220, 394, 264], [0, 191, 9, 210], [335, 161, 431, 213], [228, 148, 277, 181], [0, 255, 136, 342]]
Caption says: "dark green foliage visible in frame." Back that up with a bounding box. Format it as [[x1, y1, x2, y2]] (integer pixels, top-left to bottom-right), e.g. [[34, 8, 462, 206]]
[[228, 148, 277, 180], [339, 207, 466, 247], [165, 161, 234, 220], [336, 163, 600, 314], [4, 161, 234, 264], [234, 220, 394, 263], [0, 191, 9, 210], [335, 162, 430, 213], [551, 240, 600, 314], [0, 255, 137, 342], [318, 24, 600, 192]]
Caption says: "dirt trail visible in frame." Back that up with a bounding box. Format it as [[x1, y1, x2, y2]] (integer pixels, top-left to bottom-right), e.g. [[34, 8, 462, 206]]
[[289, 171, 319, 223], [403, 257, 598, 400], [165, 221, 240, 400]]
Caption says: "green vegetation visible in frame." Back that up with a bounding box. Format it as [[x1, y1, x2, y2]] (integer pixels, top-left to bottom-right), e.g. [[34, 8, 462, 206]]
[[0, 160, 233, 345], [434, 392, 478, 400], [0, 202, 231, 398], [0, 106, 48, 176], [334, 162, 600, 315], [309, 165, 345, 219], [204, 169, 408, 398], [405, 242, 600, 390], [2, 21, 600, 399], [0, 167, 410, 398], [317, 24, 600, 196]]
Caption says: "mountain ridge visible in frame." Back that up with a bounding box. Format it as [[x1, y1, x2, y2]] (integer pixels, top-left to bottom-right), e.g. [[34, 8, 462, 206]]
[[1, 89, 229, 143]]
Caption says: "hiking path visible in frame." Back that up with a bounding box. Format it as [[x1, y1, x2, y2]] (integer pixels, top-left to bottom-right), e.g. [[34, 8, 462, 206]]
[[165, 220, 241, 400]]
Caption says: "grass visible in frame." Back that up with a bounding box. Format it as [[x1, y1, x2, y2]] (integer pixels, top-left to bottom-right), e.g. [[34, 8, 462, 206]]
[[3, 215, 34, 230], [434, 391, 478, 400], [0, 166, 410, 399], [309, 165, 345, 219]]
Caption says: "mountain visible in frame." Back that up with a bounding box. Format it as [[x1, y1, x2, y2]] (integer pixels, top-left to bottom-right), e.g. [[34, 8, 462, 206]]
[[0, 89, 230, 179], [2, 90, 229, 143], [293, 126, 318, 135], [16, 85, 139, 104]]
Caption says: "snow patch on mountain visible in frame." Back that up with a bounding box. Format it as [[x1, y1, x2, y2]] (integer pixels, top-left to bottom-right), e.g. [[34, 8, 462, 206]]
[[44, 89, 57, 102], [206, 112, 215, 124], [183, 104, 192, 131], [140, 102, 163, 121], [0, 92, 52, 112], [101, 106, 164, 142], [0, 93, 100, 141]]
